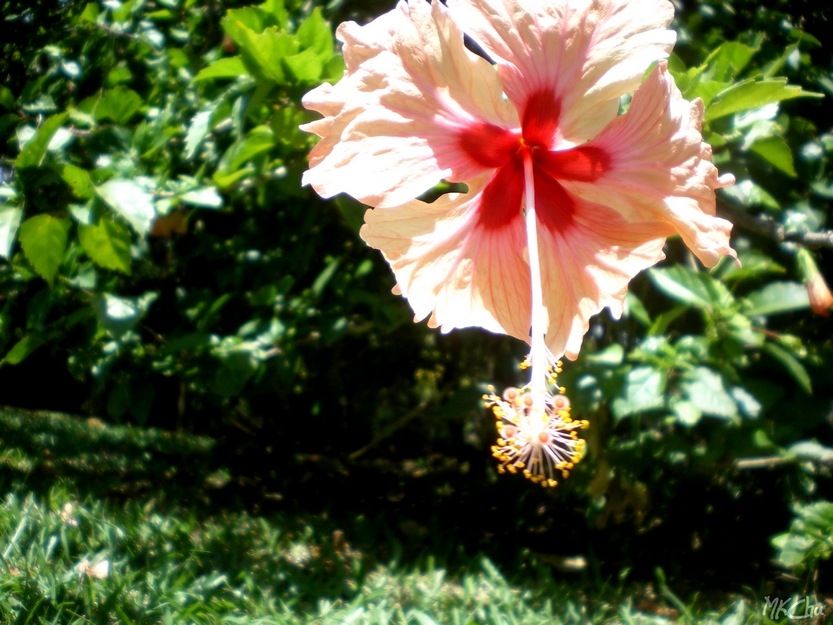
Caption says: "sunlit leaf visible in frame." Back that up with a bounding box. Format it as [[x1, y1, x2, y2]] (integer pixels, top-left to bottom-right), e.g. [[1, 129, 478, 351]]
[[744, 282, 809, 316], [296, 7, 332, 61], [221, 7, 268, 45], [18, 214, 71, 285], [15, 113, 68, 169], [96, 179, 156, 236], [94, 87, 143, 125], [235, 24, 297, 84], [92, 292, 158, 337], [79, 217, 132, 274], [681, 367, 737, 419], [180, 187, 223, 209], [718, 180, 780, 210], [672, 400, 702, 427], [283, 48, 323, 82], [60, 164, 95, 199], [649, 266, 733, 310], [184, 105, 217, 160], [749, 136, 797, 177], [706, 78, 822, 121], [612, 366, 666, 421], [193, 57, 251, 82], [0, 205, 22, 259]]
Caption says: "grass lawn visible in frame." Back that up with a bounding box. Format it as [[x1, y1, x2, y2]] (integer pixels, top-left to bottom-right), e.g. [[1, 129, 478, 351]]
[[0, 408, 791, 623]]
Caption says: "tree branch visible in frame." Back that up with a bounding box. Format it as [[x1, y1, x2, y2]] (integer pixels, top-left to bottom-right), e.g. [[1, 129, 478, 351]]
[[717, 201, 833, 249]]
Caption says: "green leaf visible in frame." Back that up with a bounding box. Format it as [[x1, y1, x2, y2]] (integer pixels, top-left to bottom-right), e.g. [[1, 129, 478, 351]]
[[184, 104, 217, 160], [218, 126, 275, 174], [213, 351, 257, 398], [0, 86, 14, 110], [68, 202, 101, 226], [105, 66, 133, 87], [260, 0, 288, 29], [92, 292, 158, 337], [296, 7, 333, 61], [312, 258, 340, 296], [705, 78, 822, 121], [721, 250, 785, 282], [744, 281, 809, 316], [236, 25, 298, 84], [585, 343, 624, 367], [78, 217, 132, 274], [672, 400, 702, 427], [180, 187, 223, 209], [718, 180, 780, 210], [18, 215, 71, 285], [213, 167, 254, 190], [322, 54, 345, 82], [60, 164, 95, 199], [749, 136, 797, 177], [624, 292, 651, 326], [787, 441, 833, 463], [193, 56, 251, 82], [271, 106, 306, 147], [283, 48, 323, 83], [647, 305, 687, 336], [650, 266, 710, 307], [763, 343, 812, 394], [681, 367, 738, 419], [221, 7, 268, 45], [15, 113, 68, 169], [334, 196, 366, 233], [731, 387, 761, 418], [612, 366, 666, 421], [3, 334, 45, 365], [811, 180, 833, 199], [690, 80, 730, 108], [0, 206, 22, 259], [78, 2, 99, 23], [94, 87, 143, 125], [706, 40, 760, 82], [96, 179, 156, 236], [649, 266, 732, 310]]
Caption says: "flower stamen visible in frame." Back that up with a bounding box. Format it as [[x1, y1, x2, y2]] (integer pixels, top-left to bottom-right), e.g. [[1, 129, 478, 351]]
[[484, 372, 589, 487]]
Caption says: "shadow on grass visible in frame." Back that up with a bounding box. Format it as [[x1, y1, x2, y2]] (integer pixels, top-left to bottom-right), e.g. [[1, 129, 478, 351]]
[[0, 406, 215, 501]]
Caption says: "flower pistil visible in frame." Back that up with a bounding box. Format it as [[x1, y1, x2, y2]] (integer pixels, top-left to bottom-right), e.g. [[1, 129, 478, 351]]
[[484, 151, 589, 487]]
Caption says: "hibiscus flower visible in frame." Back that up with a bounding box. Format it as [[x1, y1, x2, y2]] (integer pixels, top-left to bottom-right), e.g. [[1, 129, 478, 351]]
[[301, 0, 737, 485]]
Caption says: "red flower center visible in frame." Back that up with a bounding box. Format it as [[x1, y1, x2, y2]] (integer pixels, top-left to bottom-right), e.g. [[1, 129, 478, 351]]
[[458, 90, 611, 232]]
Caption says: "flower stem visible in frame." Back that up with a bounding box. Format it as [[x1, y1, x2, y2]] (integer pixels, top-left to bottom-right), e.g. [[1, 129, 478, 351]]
[[523, 151, 546, 396]]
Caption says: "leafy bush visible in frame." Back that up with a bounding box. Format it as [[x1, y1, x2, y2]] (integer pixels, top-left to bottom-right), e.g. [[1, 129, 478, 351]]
[[773, 500, 833, 583]]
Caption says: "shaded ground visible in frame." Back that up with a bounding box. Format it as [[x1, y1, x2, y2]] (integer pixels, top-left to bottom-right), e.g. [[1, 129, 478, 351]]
[[0, 408, 811, 603]]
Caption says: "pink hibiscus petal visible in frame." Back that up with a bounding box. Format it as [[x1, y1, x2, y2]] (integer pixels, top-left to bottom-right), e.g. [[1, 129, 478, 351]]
[[448, 0, 676, 146], [301, 0, 519, 208], [565, 61, 737, 267], [360, 177, 532, 341], [537, 200, 670, 359]]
